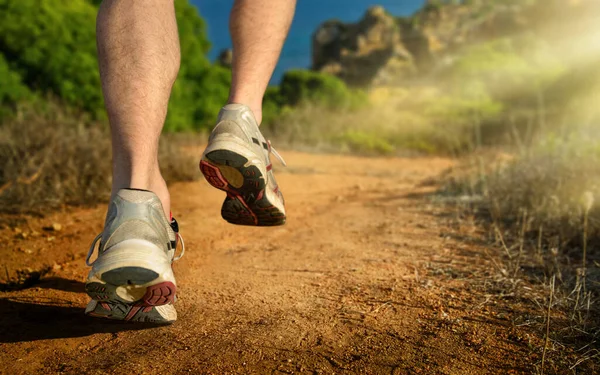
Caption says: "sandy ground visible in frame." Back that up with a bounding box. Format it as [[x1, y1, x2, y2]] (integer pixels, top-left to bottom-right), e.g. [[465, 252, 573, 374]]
[[0, 151, 565, 374]]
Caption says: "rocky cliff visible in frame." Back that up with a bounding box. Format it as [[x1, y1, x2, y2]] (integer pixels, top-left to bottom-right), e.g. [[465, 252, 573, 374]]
[[312, 6, 415, 87], [312, 0, 596, 87]]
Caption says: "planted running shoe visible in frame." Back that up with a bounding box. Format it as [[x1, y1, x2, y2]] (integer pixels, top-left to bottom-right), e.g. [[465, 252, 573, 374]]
[[200, 104, 286, 226], [84, 189, 184, 324]]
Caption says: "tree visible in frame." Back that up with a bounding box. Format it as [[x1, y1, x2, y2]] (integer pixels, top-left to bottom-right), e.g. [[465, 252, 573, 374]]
[[0, 0, 231, 130], [0, 0, 102, 114]]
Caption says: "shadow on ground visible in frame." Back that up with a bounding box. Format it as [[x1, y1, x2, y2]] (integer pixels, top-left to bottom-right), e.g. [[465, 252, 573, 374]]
[[0, 278, 160, 343]]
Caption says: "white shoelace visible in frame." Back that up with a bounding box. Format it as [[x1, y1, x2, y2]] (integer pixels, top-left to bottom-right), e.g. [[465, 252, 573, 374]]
[[85, 232, 185, 267], [173, 233, 185, 261], [267, 140, 287, 167], [85, 233, 102, 267]]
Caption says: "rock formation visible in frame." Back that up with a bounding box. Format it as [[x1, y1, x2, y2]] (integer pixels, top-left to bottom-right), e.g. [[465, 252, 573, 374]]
[[312, 6, 415, 87], [312, 0, 590, 87]]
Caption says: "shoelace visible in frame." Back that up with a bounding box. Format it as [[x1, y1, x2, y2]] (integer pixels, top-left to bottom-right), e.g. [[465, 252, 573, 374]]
[[85, 233, 102, 267], [172, 232, 185, 261], [85, 224, 185, 267], [267, 140, 287, 167]]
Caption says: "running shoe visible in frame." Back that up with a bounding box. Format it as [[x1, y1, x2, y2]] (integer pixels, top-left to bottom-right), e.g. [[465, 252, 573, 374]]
[[84, 189, 184, 324], [200, 104, 286, 226]]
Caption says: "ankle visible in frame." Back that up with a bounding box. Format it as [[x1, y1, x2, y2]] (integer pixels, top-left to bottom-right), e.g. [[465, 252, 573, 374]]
[[111, 167, 171, 218], [227, 97, 262, 125]]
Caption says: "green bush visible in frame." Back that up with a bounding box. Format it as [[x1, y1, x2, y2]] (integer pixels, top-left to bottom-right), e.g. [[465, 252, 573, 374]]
[[337, 130, 395, 155], [261, 86, 284, 126], [447, 38, 564, 103], [279, 70, 366, 110], [165, 0, 230, 131], [0, 54, 30, 116]]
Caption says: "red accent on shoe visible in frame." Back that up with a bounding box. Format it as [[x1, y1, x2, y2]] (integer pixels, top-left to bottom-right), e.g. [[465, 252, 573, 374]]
[[266, 164, 272, 171], [142, 281, 177, 306], [125, 306, 142, 321], [200, 160, 228, 189], [100, 302, 112, 311], [200, 160, 258, 225]]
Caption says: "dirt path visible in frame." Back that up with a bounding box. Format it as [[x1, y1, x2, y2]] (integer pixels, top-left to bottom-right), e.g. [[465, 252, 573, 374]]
[[0, 151, 544, 374]]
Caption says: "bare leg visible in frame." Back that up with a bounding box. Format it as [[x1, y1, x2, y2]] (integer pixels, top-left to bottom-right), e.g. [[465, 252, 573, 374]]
[[228, 0, 297, 124], [97, 0, 180, 216]]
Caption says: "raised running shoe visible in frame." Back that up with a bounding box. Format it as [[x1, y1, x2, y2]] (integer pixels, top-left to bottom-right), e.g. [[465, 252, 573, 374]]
[[200, 104, 286, 226], [84, 189, 184, 324]]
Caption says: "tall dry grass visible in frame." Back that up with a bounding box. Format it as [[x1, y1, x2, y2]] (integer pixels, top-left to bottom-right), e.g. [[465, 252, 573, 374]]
[[440, 118, 600, 370], [0, 100, 200, 214]]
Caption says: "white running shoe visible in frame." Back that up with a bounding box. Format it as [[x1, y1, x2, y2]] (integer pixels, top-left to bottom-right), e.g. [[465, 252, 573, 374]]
[[84, 189, 184, 324], [200, 104, 286, 226]]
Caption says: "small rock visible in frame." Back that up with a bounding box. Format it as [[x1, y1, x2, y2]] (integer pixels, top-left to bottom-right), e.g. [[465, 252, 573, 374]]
[[43, 223, 62, 232]]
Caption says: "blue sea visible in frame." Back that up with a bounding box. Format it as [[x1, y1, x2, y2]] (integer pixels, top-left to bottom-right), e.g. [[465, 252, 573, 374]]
[[190, 0, 425, 83]]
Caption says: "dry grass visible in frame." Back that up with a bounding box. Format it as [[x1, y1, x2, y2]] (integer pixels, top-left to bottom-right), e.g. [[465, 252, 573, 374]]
[[0, 101, 200, 214], [263, 87, 489, 156], [439, 124, 600, 371]]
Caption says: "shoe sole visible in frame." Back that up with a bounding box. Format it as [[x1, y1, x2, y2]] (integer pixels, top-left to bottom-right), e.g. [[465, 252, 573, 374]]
[[85, 299, 177, 324], [85, 274, 176, 324], [200, 149, 286, 226], [85, 240, 177, 323]]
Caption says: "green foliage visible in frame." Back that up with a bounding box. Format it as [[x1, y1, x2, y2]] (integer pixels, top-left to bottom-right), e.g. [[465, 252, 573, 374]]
[[448, 38, 565, 102], [337, 130, 395, 155], [279, 70, 366, 110], [0, 54, 30, 113], [0, 0, 102, 114], [166, 0, 230, 131], [262, 86, 285, 126], [0, 0, 230, 130]]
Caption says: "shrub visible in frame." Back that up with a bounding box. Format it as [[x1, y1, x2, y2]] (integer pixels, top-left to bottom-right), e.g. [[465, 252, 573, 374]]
[[279, 70, 366, 110], [165, 0, 231, 131], [483, 130, 600, 245], [0, 54, 30, 118], [446, 38, 564, 104], [337, 130, 395, 155]]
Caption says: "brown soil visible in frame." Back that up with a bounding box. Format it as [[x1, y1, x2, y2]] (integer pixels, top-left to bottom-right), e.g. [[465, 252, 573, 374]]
[[0, 151, 583, 374]]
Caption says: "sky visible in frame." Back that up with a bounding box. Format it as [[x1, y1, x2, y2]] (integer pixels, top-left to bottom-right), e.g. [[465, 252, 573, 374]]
[[190, 0, 426, 83]]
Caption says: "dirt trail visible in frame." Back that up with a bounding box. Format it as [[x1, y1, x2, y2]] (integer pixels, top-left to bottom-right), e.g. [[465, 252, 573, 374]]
[[0, 151, 542, 374]]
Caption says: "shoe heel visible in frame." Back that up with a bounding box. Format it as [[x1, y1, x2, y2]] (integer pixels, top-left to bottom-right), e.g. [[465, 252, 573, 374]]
[[86, 239, 176, 305], [200, 150, 266, 194], [86, 280, 176, 306]]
